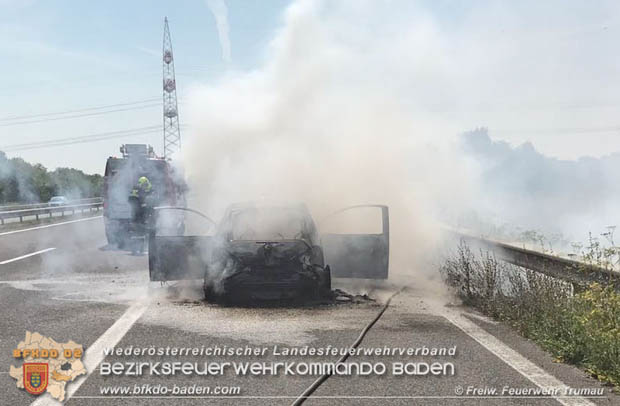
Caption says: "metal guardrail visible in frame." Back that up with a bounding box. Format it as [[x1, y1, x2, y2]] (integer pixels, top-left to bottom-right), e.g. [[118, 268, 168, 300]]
[[0, 201, 103, 224], [453, 232, 620, 290], [0, 197, 102, 212]]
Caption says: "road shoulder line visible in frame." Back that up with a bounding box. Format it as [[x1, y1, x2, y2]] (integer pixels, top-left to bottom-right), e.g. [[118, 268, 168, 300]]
[[440, 307, 596, 406], [0, 248, 56, 265], [0, 215, 102, 237], [30, 302, 148, 406]]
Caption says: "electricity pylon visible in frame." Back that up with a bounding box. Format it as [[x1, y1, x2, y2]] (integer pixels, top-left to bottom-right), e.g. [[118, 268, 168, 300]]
[[162, 17, 181, 159]]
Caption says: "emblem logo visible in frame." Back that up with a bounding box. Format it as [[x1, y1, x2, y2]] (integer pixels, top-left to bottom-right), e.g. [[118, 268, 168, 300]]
[[23, 363, 48, 395]]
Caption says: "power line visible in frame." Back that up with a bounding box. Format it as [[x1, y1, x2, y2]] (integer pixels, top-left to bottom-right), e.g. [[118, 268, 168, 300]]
[[4, 125, 160, 147], [1, 131, 160, 152], [0, 103, 161, 128], [0, 98, 160, 122], [0, 126, 161, 152]]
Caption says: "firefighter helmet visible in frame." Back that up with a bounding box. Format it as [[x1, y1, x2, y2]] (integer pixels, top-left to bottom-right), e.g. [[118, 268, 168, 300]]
[[138, 176, 152, 192]]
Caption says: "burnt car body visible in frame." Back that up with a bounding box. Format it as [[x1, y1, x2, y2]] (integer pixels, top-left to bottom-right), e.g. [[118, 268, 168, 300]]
[[148, 202, 389, 301]]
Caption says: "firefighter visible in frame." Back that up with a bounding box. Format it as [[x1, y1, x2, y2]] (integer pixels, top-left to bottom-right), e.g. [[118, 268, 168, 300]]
[[128, 176, 153, 253], [130, 176, 153, 221]]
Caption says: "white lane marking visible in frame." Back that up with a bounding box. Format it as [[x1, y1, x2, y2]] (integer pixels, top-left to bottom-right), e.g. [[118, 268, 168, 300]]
[[0, 248, 56, 265], [441, 308, 597, 406], [31, 302, 148, 406], [462, 311, 500, 325], [0, 215, 102, 237]]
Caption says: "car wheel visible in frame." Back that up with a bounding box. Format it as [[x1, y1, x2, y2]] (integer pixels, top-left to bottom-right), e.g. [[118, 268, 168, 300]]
[[318, 266, 332, 298], [203, 277, 217, 302]]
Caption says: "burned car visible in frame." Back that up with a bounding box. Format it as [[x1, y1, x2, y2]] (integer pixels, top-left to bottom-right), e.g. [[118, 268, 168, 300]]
[[148, 202, 389, 301]]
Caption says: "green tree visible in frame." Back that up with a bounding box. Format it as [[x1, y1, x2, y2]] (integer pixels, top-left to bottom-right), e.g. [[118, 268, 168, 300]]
[[0, 151, 102, 204]]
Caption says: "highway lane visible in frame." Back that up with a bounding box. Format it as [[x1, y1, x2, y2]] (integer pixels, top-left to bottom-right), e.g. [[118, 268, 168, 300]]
[[0, 217, 617, 405], [0, 217, 145, 405], [0, 217, 103, 272]]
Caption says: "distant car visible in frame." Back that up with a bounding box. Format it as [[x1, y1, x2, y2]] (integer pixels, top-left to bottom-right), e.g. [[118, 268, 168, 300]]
[[148, 202, 390, 302], [48, 196, 68, 207]]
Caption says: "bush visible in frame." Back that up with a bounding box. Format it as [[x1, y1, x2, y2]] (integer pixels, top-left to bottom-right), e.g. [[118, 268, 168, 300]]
[[441, 241, 620, 388]]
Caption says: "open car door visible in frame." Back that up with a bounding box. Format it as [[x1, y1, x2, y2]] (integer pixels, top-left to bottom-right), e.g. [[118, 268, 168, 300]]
[[148, 207, 215, 282], [149, 235, 212, 281], [320, 205, 389, 279]]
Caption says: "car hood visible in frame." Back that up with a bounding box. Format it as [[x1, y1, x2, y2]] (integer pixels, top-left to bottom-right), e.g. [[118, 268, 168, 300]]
[[226, 240, 311, 267]]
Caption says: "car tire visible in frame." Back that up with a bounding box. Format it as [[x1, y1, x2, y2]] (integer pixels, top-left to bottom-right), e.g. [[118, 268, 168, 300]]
[[319, 266, 332, 298], [203, 277, 217, 302]]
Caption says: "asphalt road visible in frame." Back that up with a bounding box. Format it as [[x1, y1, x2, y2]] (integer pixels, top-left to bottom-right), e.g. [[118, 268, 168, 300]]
[[0, 216, 617, 405]]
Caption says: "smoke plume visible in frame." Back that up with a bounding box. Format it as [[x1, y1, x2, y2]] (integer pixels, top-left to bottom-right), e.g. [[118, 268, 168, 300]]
[[184, 0, 476, 285], [184, 0, 620, 283], [461, 128, 620, 243], [206, 0, 232, 63]]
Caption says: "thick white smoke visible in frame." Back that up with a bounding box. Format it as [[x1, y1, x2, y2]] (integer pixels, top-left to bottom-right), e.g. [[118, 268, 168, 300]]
[[184, 0, 477, 284], [461, 129, 620, 244], [183, 0, 620, 283]]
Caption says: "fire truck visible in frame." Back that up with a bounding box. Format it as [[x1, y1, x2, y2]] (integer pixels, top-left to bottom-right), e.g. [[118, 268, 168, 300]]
[[103, 144, 185, 247]]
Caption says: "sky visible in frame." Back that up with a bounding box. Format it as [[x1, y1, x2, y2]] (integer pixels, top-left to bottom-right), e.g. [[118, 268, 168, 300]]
[[1, 0, 620, 174], [0, 0, 289, 173]]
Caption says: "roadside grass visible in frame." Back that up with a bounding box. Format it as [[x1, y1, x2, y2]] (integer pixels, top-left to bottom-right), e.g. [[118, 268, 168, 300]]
[[441, 242, 620, 389]]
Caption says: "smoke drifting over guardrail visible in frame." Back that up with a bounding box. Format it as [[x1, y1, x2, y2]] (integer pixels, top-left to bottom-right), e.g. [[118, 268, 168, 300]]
[[183, 0, 478, 284], [183, 0, 619, 281]]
